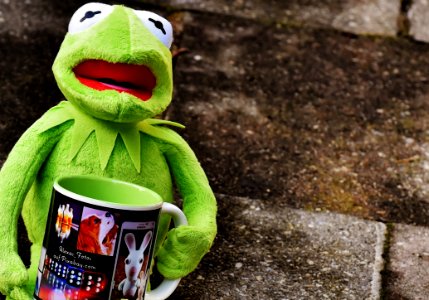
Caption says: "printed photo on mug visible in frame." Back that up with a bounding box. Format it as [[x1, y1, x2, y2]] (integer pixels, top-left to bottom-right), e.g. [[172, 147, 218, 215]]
[[53, 200, 82, 248], [111, 222, 155, 300], [77, 207, 119, 256], [34, 198, 113, 300]]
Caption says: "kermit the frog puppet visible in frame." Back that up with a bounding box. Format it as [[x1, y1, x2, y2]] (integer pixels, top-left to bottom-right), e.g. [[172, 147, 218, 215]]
[[0, 3, 217, 299]]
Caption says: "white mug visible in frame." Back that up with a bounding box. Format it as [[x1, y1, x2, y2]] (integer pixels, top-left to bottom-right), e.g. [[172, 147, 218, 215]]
[[33, 175, 187, 300]]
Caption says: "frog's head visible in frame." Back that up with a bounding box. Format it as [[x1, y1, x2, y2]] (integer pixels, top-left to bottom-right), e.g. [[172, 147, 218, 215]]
[[53, 3, 173, 123]]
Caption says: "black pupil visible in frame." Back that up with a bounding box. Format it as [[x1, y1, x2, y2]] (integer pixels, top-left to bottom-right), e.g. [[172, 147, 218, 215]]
[[80, 10, 101, 22], [139, 258, 143, 263], [148, 18, 166, 35], [125, 259, 130, 265]]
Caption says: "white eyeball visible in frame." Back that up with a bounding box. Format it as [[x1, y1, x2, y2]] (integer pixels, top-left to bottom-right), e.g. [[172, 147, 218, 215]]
[[133, 10, 173, 48], [68, 3, 114, 34]]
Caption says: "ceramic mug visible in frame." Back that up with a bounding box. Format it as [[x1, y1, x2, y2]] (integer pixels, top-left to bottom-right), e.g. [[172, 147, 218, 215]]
[[33, 175, 187, 300]]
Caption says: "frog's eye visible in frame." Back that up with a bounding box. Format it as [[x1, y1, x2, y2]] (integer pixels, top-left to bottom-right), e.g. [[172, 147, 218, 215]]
[[133, 10, 173, 49], [68, 3, 114, 34]]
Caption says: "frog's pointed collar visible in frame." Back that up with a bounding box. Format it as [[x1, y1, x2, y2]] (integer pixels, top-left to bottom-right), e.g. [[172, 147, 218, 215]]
[[38, 101, 184, 173]]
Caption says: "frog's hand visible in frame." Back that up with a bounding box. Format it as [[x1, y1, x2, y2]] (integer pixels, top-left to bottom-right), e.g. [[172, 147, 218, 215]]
[[154, 127, 217, 279], [0, 104, 72, 296]]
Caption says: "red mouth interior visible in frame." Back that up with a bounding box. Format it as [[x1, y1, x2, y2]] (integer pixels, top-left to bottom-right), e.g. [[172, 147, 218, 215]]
[[73, 60, 156, 101]]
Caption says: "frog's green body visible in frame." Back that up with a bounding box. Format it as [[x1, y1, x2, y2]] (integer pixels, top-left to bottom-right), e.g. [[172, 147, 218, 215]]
[[0, 4, 216, 300], [19, 102, 185, 295]]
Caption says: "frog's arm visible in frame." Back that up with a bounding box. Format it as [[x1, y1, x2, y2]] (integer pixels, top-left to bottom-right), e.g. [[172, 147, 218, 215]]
[[154, 128, 217, 279], [0, 107, 72, 297]]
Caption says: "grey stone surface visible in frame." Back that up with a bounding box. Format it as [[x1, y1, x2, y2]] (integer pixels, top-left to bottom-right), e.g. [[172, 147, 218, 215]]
[[408, 0, 429, 42], [331, 0, 400, 36], [168, 11, 429, 225], [384, 224, 429, 299], [171, 194, 386, 299], [146, 0, 401, 36], [0, 0, 71, 37]]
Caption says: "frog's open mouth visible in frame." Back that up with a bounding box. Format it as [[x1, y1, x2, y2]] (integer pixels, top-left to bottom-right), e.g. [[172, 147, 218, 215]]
[[73, 60, 156, 101]]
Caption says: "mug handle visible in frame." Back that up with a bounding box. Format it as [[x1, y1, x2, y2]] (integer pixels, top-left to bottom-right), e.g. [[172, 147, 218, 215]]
[[145, 202, 188, 300]]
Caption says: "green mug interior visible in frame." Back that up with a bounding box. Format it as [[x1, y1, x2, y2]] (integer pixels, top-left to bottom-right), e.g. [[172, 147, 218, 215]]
[[55, 175, 162, 209]]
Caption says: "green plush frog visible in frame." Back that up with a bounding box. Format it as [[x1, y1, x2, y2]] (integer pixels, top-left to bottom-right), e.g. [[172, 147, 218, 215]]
[[0, 3, 216, 299]]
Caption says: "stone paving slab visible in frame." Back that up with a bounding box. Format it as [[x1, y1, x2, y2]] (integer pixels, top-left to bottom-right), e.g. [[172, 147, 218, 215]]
[[0, 0, 79, 36], [331, 0, 401, 36], [144, 0, 401, 36], [408, 0, 429, 43], [170, 194, 386, 299], [384, 223, 429, 299], [167, 11, 429, 225]]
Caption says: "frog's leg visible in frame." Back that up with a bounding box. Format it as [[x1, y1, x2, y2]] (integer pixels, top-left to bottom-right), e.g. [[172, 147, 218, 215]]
[[7, 233, 44, 299], [25, 243, 42, 295], [21, 177, 57, 296], [0, 115, 72, 299]]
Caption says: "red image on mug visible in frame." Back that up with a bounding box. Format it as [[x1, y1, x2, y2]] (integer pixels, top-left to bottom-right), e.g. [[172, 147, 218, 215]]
[[77, 207, 119, 256]]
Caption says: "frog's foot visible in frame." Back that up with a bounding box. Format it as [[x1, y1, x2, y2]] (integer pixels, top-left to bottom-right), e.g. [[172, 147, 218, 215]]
[[8, 286, 31, 300], [73, 60, 156, 101]]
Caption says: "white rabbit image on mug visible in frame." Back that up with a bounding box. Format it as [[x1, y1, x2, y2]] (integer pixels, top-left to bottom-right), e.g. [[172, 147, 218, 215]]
[[118, 231, 153, 298]]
